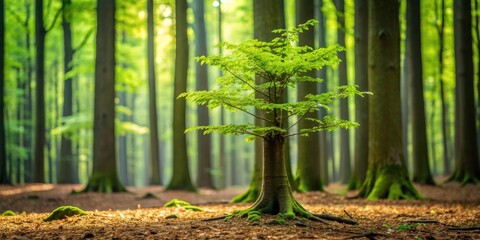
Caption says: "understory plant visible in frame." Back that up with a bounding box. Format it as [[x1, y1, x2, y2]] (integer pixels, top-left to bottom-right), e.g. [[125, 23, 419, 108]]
[[181, 20, 367, 221]]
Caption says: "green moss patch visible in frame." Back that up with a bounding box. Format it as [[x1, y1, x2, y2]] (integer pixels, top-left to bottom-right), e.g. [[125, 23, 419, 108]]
[[2, 210, 16, 216], [43, 206, 88, 222], [163, 199, 204, 212]]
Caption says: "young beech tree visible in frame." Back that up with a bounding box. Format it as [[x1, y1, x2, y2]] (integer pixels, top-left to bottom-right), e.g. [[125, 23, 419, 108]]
[[182, 20, 364, 220]]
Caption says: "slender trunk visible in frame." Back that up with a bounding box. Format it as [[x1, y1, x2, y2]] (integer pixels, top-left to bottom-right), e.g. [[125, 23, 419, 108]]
[[147, 0, 161, 185], [435, 0, 450, 176], [167, 0, 195, 191], [407, 0, 434, 185], [24, 1, 33, 183], [335, 0, 351, 184], [194, 0, 214, 189], [34, 0, 46, 183], [316, 0, 329, 185], [349, 0, 368, 190], [0, 0, 9, 184], [295, 0, 322, 192], [59, 0, 76, 183]]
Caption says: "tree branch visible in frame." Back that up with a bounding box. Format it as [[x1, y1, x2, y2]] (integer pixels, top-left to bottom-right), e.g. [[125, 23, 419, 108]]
[[222, 102, 274, 124], [6, 7, 27, 28], [285, 106, 313, 131], [45, 5, 65, 33], [73, 28, 94, 54], [224, 67, 270, 100]]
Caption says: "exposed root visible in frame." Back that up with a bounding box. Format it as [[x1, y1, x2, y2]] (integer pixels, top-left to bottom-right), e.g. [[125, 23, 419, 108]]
[[314, 213, 358, 225]]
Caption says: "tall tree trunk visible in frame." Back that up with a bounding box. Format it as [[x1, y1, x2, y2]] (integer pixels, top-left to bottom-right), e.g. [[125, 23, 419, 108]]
[[474, 0, 480, 158], [58, 0, 77, 184], [147, 0, 161, 185], [348, 0, 368, 190], [194, 0, 214, 189], [335, 0, 351, 184], [82, 0, 125, 193], [118, 31, 128, 185], [34, 0, 46, 183], [406, 0, 434, 185], [359, 0, 421, 199], [315, 0, 329, 185], [23, 0, 33, 183], [435, 0, 450, 176], [167, 0, 195, 191], [449, 0, 480, 184], [232, 0, 285, 202], [0, 0, 9, 184], [295, 0, 322, 192]]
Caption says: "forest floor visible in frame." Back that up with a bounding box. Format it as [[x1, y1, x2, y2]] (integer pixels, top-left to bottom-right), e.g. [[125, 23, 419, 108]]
[[0, 181, 479, 239]]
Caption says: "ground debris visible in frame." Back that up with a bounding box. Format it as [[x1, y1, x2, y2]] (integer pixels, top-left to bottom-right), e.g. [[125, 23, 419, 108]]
[[0, 183, 479, 239]]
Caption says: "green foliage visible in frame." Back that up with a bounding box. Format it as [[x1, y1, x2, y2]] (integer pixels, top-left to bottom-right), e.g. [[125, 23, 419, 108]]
[[163, 199, 204, 211], [182, 20, 367, 140], [1, 210, 17, 216], [43, 206, 87, 222]]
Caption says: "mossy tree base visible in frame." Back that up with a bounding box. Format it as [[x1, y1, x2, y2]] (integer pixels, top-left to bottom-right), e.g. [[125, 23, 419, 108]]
[[359, 165, 422, 200], [81, 172, 126, 193], [448, 171, 480, 186], [230, 181, 260, 203], [165, 180, 196, 192]]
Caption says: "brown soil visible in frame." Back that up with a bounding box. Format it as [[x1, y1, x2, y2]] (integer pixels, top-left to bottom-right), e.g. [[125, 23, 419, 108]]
[[0, 182, 479, 239]]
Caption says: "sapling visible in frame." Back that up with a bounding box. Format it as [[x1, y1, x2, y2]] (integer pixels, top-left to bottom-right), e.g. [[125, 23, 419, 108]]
[[181, 20, 367, 221]]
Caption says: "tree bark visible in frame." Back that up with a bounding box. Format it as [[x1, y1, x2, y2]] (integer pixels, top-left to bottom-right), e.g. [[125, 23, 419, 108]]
[[232, 0, 285, 202], [167, 0, 195, 191], [449, 0, 480, 184], [0, 0, 9, 184], [83, 0, 125, 193], [434, 0, 450, 176], [406, 0, 434, 185], [295, 0, 322, 192], [359, 0, 421, 199], [34, 0, 46, 183], [315, 0, 330, 186], [58, 0, 77, 184], [335, 0, 351, 184], [147, 0, 161, 185], [348, 0, 368, 190], [194, 0, 214, 189]]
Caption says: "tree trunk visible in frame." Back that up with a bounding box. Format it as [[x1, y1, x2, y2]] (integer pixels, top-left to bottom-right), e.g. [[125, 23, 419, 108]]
[[359, 0, 421, 199], [435, 0, 450, 176], [406, 0, 434, 185], [335, 0, 351, 184], [316, 0, 329, 186], [167, 0, 195, 191], [23, 1, 33, 183], [83, 0, 125, 193], [34, 0, 46, 183], [232, 0, 284, 202], [147, 0, 161, 185], [348, 0, 368, 190], [0, 0, 9, 184], [194, 0, 214, 189], [58, 0, 77, 184], [295, 0, 322, 192], [449, 0, 480, 184]]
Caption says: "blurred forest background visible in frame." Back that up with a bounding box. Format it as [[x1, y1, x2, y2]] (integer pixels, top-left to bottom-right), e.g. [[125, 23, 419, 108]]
[[0, 0, 479, 190]]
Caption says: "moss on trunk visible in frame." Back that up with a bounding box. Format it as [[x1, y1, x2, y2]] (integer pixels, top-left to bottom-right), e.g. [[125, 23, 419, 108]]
[[82, 171, 126, 193], [359, 165, 421, 200], [233, 135, 318, 220]]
